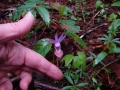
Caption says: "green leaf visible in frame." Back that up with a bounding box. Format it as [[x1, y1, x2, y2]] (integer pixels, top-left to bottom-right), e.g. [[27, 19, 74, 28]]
[[62, 86, 74, 90], [103, 34, 110, 40], [112, 1, 120, 6], [50, 2, 72, 16], [36, 6, 50, 26], [97, 87, 101, 90], [12, 3, 36, 20], [60, 6, 72, 16], [17, 3, 36, 12], [12, 11, 21, 21], [113, 38, 120, 41], [110, 19, 120, 29], [42, 5, 52, 9], [25, 0, 45, 4], [60, 19, 75, 25], [89, 52, 96, 58], [93, 52, 107, 67], [92, 77, 97, 84], [95, 0, 102, 9], [34, 38, 52, 57], [25, 32, 31, 38], [65, 6, 72, 14], [108, 19, 120, 35], [73, 56, 81, 68], [60, 20, 80, 33], [113, 41, 120, 44], [61, 54, 74, 66], [98, 37, 107, 41], [100, 9, 105, 15], [77, 52, 86, 70], [72, 74, 79, 84], [118, 12, 120, 15], [64, 75, 74, 85], [60, 6, 66, 17], [50, 2, 61, 11], [108, 13, 117, 22], [31, 10, 37, 18], [75, 37, 87, 49], [77, 82, 88, 87], [109, 47, 120, 53], [65, 30, 87, 49]]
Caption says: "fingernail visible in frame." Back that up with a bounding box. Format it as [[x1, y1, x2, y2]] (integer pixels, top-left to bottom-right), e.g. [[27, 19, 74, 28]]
[[24, 11, 34, 19]]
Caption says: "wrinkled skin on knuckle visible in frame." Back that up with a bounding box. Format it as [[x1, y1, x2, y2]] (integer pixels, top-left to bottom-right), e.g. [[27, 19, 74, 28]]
[[0, 43, 9, 64], [0, 23, 21, 43], [9, 22, 22, 36], [0, 41, 25, 69], [5, 41, 25, 66]]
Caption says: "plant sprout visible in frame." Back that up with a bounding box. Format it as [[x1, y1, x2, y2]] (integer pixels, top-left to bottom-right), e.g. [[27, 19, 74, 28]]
[[48, 33, 66, 58]]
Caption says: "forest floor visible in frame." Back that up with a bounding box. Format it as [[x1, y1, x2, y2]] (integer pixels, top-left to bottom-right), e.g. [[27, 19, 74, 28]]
[[0, 0, 120, 90]]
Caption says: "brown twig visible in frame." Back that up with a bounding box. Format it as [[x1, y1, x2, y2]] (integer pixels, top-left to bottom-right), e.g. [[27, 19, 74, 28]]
[[80, 23, 108, 38], [34, 80, 62, 90], [88, 57, 120, 75], [11, 75, 20, 82], [86, 10, 100, 27], [72, 41, 82, 51]]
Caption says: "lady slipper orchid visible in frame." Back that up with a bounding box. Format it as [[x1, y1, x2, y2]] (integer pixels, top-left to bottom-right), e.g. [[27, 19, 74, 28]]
[[48, 33, 66, 58]]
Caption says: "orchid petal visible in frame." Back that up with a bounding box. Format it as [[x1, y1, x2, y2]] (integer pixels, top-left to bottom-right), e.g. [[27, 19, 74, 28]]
[[48, 39, 56, 43], [55, 33, 59, 41], [58, 33, 66, 42]]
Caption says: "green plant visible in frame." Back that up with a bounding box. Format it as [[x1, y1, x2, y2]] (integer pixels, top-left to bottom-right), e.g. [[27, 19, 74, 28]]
[[50, 2, 72, 18], [10, 0, 120, 89], [68, 0, 73, 3], [65, 30, 87, 49], [12, 0, 50, 26], [49, 3, 87, 49], [62, 70, 88, 90], [13, 0, 87, 57], [98, 19, 120, 51], [112, 1, 120, 6], [95, 0, 108, 18], [95, 0, 103, 9], [75, 0, 86, 3], [59, 20, 80, 33], [34, 38, 52, 57], [95, 19, 120, 66], [108, 19, 120, 36], [98, 34, 120, 49], [93, 52, 107, 67], [108, 13, 117, 22], [61, 51, 86, 69], [87, 52, 107, 67], [92, 77, 102, 90]]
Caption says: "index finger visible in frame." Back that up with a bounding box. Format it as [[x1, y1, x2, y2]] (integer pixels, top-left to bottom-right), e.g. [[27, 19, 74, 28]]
[[23, 46, 63, 80], [0, 12, 34, 44]]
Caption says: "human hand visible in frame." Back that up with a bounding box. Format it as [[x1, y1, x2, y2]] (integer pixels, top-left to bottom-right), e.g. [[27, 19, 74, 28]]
[[0, 12, 63, 90]]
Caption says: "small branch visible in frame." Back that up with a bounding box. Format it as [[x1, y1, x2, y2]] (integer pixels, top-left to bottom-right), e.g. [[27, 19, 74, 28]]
[[34, 80, 62, 90], [88, 57, 120, 75], [80, 23, 108, 38], [86, 10, 100, 27], [11, 75, 20, 82], [80, 3, 86, 23], [72, 41, 82, 51]]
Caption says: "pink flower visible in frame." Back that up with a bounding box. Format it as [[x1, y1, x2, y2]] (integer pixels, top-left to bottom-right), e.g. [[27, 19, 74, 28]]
[[48, 33, 66, 58]]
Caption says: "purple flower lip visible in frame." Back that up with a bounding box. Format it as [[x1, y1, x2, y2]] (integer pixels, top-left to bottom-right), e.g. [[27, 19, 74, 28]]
[[48, 33, 66, 44], [48, 33, 66, 58]]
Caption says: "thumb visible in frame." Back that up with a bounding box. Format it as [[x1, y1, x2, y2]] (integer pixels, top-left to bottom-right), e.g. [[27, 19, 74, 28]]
[[0, 12, 34, 44]]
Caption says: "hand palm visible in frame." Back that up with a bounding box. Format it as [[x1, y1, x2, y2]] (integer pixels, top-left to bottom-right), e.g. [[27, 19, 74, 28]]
[[0, 12, 63, 90]]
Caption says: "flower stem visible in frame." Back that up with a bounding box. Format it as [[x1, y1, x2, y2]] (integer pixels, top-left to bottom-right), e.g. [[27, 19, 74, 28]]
[[56, 57, 61, 67]]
